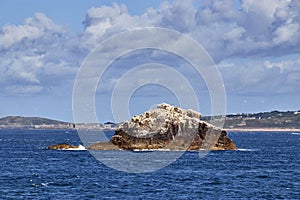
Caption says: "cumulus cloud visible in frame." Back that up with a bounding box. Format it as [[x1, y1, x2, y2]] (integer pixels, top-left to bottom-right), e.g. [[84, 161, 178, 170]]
[[191, 0, 300, 59], [0, 13, 65, 49], [80, 0, 300, 59], [219, 56, 300, 95], [0, 0, 300, 97], [81, 3, 136, 47], [0, 13, 84, 95]]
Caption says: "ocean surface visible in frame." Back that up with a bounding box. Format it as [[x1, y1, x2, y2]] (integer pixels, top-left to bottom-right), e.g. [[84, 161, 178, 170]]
[[0, 129, 299, 199]]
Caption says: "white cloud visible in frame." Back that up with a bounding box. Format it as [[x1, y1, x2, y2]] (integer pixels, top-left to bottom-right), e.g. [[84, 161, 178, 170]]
[[81, 3, 136, 47], [219, 56, 300, 95], [156, 0, 196, 32], [0, 13, 83, 95], [0, 13, 65, 49], [264, 56, 300, 72], [4, 85, 43, 95], [0, 0, 300, 97], [273, 23, 299, 44]]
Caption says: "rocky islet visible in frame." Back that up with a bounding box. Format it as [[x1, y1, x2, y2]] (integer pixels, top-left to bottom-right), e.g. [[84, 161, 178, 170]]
[[89, 103, 236, 151]]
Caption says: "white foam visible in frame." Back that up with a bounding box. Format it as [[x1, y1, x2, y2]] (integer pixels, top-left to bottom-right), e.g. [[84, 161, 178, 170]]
[[132, 149, 184, 152], [132, 149, 213, 152], [63, 145, 86, 151], [291, 132, 300, 135], [32, 182, 53, 187], [237, 148, 258, 151]]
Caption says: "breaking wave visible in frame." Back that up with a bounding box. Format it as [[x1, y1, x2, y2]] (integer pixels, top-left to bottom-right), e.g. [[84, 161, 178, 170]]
[[290, 132, 300, 135], [237, 148, 258, 151], [63, 145, 86, 151]]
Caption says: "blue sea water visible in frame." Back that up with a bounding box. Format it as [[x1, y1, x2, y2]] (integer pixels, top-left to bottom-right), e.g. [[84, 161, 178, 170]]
[[0, 129, 299, 199]]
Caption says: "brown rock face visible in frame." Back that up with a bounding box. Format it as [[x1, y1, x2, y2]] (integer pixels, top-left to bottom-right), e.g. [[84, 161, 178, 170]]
[[110, 103, 236, 150], [48, 143, 79, 150]]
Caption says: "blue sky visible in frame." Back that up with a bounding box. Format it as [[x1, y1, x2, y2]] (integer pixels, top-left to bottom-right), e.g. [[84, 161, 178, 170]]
[[0, 0, 300, 122]]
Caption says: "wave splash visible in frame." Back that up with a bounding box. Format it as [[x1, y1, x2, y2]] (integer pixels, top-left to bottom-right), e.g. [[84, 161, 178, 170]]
[[237, 148, 258, 151], [290, 132, 300, 135], [63, 145, 86, 151]]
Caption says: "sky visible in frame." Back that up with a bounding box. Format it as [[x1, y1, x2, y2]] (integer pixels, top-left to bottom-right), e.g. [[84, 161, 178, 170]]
[[0, 0, 300, 123]]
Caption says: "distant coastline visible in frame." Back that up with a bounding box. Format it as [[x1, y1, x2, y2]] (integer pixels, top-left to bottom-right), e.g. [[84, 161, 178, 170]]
[[0, 116, 117, 130], [1, 109, 300, 131], [202, 110, 300, 131]]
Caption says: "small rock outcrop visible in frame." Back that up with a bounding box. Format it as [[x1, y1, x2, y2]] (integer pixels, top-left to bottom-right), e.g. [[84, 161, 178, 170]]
[[110, 103, 236, 150], [48, 143, 79, 150]]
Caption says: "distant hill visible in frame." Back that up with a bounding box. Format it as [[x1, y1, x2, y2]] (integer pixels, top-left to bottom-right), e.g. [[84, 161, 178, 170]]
[[201, 110, 300, 129], [0, 116, 74, 129], [0, 116, 117, 130]]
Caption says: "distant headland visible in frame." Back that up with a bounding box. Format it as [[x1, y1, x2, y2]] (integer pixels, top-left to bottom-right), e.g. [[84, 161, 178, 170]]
[[0, 116, 117, 130]]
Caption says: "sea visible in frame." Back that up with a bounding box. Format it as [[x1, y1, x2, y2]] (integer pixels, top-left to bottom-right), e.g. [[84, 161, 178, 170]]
[[0, 129, 299, 199]]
